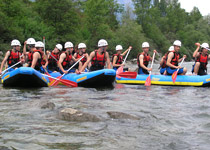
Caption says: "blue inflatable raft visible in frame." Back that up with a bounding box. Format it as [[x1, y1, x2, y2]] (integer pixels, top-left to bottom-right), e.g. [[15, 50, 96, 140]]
[[116, 74, 210, 87], [50, 69, 116, 87], [1, 67, 49, 87]]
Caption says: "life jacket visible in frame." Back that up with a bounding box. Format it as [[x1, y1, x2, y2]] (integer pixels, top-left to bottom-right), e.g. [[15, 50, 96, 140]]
[[168, 51, 179, 66], [61, 52, 72, 70], [76, 52, 87, 65], [48, 52, 59, 69], [196, 52, 208, 69], [160, 52, 169, 68], [32, 50, 44, 71], [91, 50, 106, 68], [28, 51, 33, 67], [7, 50, 22, 66], [137, 52, 150, 68], [111, 54, 123, 65]]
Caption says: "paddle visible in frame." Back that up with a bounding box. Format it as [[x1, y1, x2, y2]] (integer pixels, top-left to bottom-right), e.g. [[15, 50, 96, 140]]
[[172, 58, 185, 83], [145, 52, 156, 86], [51, 55, 84, 86], [116, 47, 137, 79], [0, 61, 21, 77]]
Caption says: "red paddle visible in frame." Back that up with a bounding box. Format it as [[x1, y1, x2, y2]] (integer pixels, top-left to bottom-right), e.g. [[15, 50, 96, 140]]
[[172, 58, 185, 83], [51, 56, 84, 86], [145, 52, 155, 86]]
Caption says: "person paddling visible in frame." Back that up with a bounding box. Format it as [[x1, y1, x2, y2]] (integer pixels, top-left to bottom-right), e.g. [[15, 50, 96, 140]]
[[46, 44, 62, 73], [58, 42, 81, 74], [112, 45, 132, 71], [192, 43, 210, 75], [0, 39, 24, 74], [166, 40, 187, 75], [79, 39, 111, 72], [137, 42, 157, 74], [159, 46, 174, 75], [73, 43, 90, 71], [30, 41, 45, 73], [23, 38, 36, 67]]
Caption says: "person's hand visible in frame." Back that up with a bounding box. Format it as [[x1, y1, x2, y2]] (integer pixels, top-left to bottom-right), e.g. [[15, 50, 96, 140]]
[[24, 41, 27, 45], [76, 70, 81, 74], [177, 66, 182, 69], [147, 68, 152, 71], [42, 65, 46, 69], [63, 70, 68, 74], [195, 43, 200, 47], [128, 46, 132, 50], [153, 49, 157, 53], [163, 56, 166, 60], [183, 55, 187, 59], [20, 58, 25, 64], [121, 64, 125, 67]]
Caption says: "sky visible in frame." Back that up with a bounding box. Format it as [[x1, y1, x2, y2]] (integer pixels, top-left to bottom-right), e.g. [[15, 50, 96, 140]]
[[118, 0, 210, 16]]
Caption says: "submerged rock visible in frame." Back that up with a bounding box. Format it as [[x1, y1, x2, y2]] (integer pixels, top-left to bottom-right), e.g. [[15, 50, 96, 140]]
[[40, 101, 55, 110], [107, 111, 140, 120], [58, 108, 100, 122]]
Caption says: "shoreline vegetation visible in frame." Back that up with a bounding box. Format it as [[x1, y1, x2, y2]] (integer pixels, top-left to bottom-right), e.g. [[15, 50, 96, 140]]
[[0, 0, 209, 61]]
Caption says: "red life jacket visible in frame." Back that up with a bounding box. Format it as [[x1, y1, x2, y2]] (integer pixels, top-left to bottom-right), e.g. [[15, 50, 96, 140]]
[[111, 54, 123, 65], [62, 52, 72, 70], [160, 52, 169, 68], [91, 50, 106, 68], [76, 52, 87, 65], [196, 52, 208, 69], [32, 50, 44, 71], [169, 51, 179, 66], [28, 51, 33, 66], [7, 50, 21, 66], [48, 52, 59, 68], [137, 52, 150, 67]]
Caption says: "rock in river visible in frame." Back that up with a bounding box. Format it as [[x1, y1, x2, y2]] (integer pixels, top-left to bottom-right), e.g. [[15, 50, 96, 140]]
[[107, 111, 140, 120], [58, 108, 101, 122]]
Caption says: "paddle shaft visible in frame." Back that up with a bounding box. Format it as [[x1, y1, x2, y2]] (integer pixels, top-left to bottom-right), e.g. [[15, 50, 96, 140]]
[[176, 57, 185, 73], [149, 52, 156, 75], [49, 52, 58, 62], [123, 48, 131, 64], [61, 55, 84, 78], [43, 37, 46, 55]]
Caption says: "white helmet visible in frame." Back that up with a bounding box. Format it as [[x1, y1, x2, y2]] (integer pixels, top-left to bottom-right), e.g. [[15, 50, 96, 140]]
[[35, 41, 44, 48], [64, 42, 73, 48], [173, 40, 181, 47], [78, 43, 86, 49], [168, 46, 174, 51], [98, 39, 108, 47], [27, 38, 36, 45], [11, 39, 21, 46], [142, 42, 149, 48], [116, 45, 123, 51], [56, 44, 63, 51], [201, 43, 209, 49]]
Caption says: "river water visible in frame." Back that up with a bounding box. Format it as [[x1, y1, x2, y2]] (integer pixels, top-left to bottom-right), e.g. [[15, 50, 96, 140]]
[[1, 62, 210, 150]]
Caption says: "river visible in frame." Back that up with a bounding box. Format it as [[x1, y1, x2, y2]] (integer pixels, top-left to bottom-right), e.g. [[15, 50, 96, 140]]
[[1, 62, 210, 150]]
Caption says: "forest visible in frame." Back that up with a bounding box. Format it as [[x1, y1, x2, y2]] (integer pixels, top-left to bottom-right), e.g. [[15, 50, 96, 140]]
[[0, 0, 210, 60]]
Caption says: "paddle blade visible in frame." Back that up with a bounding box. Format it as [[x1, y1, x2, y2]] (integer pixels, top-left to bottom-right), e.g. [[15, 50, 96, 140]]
[[116, 66, 123, 75], [60, 79, 78, 87], [50, 76, 62, 86], [145, 75, 151, 86], [117, 71, 137, 79], [172, 71, 178, 83]]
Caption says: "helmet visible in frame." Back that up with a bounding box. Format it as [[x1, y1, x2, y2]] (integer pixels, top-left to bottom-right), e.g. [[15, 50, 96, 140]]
[[27, 38, 36, 45], [35, 41, 44, 48], [201, 43, 209, 49], [78, 43, 86, 49], [116, 45, 123, 51], [168, 46, 174, 51], [56, 44, 63, 51], [142, 42, 149, 48], [64, 42, 73, 48], [11, 39, 21, 46], [173, 40, 181, 47], [98, 39, 108, 47]]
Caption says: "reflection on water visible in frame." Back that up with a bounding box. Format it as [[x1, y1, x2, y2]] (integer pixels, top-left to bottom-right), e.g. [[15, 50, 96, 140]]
[[1, 62, 210, 149]]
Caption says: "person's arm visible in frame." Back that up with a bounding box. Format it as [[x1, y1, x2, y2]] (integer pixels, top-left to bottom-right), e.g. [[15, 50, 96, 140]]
[[193, 44, 200, 58], [23, 41, 27, 55], [31, 52, 40, 69], [160, 56, 166, 66], [43, 54, 48, 68], [105, 52, 111, 69], [0, 51, 10, 73], [121, 46, 132, 56], [166, 52, 179, 69], [79, 51, 95, 72], [139, 54, 151, 71], [58, 53, 67, 74]]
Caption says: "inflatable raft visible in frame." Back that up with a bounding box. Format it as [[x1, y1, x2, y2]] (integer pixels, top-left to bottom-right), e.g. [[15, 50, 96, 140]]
[[116, 74, 210, 87], [50, 69, 116, 87], [1, 67, 49, 87]]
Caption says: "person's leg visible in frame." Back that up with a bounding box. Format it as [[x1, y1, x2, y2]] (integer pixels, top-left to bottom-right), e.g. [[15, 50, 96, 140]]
[[193, 62, 200, 75]]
